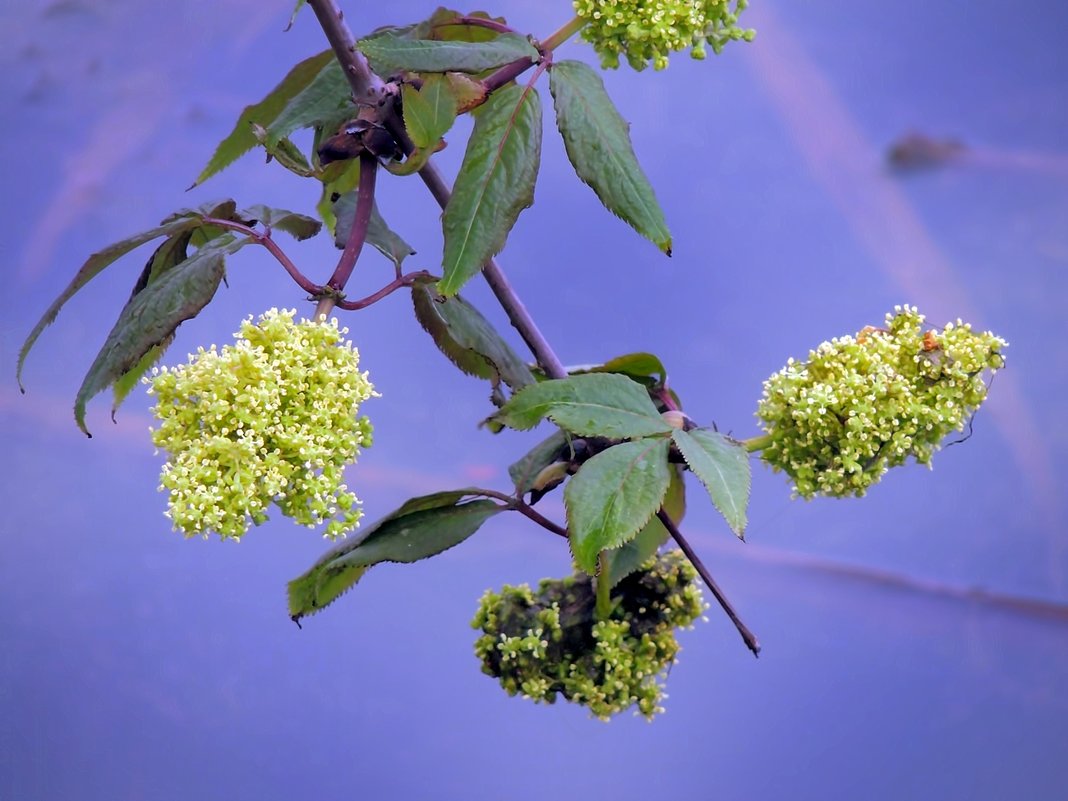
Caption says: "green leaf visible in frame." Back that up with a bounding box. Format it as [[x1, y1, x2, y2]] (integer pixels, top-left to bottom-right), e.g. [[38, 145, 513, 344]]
[[491, 373, 671, 439], [250, 125, 315, 177], [411, 276, 534, 404], [590, 352, 667, 385], [672, 428, 751, 539], [111, 339, 172, 417], [386, 76, 460, 177], [508, 429, 571, 495], [108, 232, 197, 415], [333, 190, 415, 271], [357, 31, 537, 75], [74, 236, 246, 435], [265, 60, 350, 147], [549, 60, 671, 255], [287, 492, 502, 622], [284, 0, 309, 31], [605, 464, 685, 587], [17, 199, 236, 391], [438, 82, 541, 296], [191, 50, 335, 187], [565, 438, 673, 573], [239, 204, 322, 241], [402, 75, 458, 149], [423, 9, 509, 43]]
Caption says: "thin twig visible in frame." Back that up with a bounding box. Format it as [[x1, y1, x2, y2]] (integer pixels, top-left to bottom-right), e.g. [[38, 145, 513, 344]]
[[473, 487, 569, 539], [656, 509, 761, 657], [199, 217, 321, 295], [336, 270, 430, 311]]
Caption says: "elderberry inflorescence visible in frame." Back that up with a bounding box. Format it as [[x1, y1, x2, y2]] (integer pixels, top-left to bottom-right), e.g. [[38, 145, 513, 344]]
[[756, 305, 1007, 499], [145, 308, 376, 540], [472, 551, 706, 720], [573, 0, 754, 71]]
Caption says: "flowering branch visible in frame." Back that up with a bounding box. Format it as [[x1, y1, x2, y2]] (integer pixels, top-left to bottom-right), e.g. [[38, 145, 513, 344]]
[[306, 0, 569, 380]]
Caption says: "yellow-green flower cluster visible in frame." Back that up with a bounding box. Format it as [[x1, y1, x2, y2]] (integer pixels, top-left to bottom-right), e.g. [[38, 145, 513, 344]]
[[756, 305, 1007, 499], [471, 550, 705, 720], [573, 0, 754, 71], [145, 308, 375, 540]]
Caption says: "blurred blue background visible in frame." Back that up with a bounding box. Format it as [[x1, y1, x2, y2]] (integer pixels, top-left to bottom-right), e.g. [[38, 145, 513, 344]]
[[2, 1, 1067, 799]]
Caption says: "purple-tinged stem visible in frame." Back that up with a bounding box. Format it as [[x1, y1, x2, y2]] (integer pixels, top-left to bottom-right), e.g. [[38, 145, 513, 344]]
[[307, 0, 569, 380], [199, 217, 321, 295], [656, 508, 761, 657], [336, 270, 430, 311], [327, 152, 377, 292]]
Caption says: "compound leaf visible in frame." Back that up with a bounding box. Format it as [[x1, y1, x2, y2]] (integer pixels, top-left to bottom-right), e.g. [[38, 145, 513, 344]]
[[74, 235, 246, 435]]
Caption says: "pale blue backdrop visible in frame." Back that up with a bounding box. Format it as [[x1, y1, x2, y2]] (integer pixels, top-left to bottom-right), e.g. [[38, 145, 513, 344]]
[[2, 1, 1067, 799]]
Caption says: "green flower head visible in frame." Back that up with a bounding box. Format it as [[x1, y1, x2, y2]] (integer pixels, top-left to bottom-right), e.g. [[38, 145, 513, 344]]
[[145, 308, 376, 540], [573, 0, 754, 71], [756, 305, 1007, 499], [471, 551, 706, 720]]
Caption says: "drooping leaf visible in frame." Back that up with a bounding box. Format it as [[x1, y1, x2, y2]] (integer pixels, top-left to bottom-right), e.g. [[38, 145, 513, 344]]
[[565, 438, 673, 573], [508, 429, 571, 496], [74, 235, 246, 435], [605, 464, 685, 587], [191, 49, 335, 187], [265, 59, 351, 147], [333, 190, 415, 271], [402, 75, 458, 149], [109, 231, 196, 415], [287, 492, 502, 622], [17, 199, 237, 391], [549, 60, 671, 255], [111, 339, 173, 417], [358, 30, 537, 75], [411, 276, 534, 404], [284, 0, 308, 31], [439, 82, 541, 296], [239, 204, 322, 241], [490, 373, 671, 439], [672, 428, 751, 539]]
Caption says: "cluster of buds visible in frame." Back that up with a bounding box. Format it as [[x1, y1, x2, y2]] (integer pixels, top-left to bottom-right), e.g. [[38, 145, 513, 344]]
[[471, 551, 706, 720], [573, 0, 754, 71], [145, 308, 376, 540], [756, 306, 1007, 498]]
